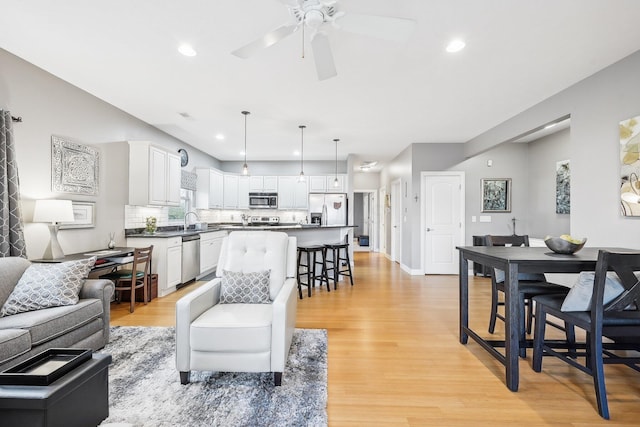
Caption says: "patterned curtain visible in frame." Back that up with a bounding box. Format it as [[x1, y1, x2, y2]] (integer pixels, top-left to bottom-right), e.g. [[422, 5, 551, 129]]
[[0, 110, 27, 257]]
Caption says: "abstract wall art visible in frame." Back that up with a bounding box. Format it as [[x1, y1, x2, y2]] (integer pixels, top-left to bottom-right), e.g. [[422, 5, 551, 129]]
[[556, 160, 570, 214], [51, 135, 99, 196], [481, 178, 511, 212], [620, 115, 640, 216]]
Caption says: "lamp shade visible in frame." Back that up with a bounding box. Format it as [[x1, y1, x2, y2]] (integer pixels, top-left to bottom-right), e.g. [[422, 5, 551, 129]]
[[33, 199, 74, 223]]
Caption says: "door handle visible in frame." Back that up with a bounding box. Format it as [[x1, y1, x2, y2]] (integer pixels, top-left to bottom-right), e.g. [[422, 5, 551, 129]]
[[426, 228, 432, 232]]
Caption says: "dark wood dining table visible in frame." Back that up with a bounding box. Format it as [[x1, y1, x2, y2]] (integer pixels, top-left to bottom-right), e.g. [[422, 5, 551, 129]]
[[457, 245, 635, 392]]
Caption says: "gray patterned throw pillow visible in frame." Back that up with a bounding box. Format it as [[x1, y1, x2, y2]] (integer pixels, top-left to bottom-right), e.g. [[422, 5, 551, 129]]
[[0, 257, 96, 317], [219, 270, 271, 304]]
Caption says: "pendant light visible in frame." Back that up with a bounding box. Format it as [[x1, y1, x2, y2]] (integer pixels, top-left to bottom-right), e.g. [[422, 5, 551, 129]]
[[241, 111, 250, 175], [298, 125, 306, 182], [333, 138, 340, 187]]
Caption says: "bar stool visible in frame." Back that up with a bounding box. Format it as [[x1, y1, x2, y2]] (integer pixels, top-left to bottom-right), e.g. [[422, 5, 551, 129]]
[[296, 245, 330, 298], [324, 242, 354, 288]]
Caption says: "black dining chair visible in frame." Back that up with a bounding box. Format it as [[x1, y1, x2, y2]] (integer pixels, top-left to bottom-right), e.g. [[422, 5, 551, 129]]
[[532, 250, 640, 420], [486, 235, 572, 338]]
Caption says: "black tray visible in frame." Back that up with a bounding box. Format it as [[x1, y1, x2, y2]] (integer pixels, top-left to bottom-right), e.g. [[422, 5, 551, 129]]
[[0, 348, 92, 386]]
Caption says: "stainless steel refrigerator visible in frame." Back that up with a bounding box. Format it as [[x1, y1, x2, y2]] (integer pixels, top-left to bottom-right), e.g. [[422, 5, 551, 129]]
[[309, 193, 347, 226]]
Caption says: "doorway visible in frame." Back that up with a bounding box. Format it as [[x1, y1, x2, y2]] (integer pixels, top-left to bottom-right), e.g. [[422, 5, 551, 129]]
[[353, 190, 378, 252], [390, 179, 402, 263], [421, 172, 465, 274]]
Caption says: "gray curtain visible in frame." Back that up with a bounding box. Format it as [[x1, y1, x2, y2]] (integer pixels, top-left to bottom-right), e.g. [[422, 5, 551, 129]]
[[0, 110, 27, 257]]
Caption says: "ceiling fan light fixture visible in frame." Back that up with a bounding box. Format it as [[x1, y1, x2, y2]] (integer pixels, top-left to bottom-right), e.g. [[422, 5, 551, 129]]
[[446, 39, 466, 53], [241, 111, 250, 175]]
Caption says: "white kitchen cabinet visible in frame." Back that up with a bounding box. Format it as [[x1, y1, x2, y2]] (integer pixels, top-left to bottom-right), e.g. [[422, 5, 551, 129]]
[[238, 176, 250, 209], [309, 176, 327, 193], [199, 230, 227, 276], [249, 175, 278, 192], [126, 235, 182, 297], [223, 174, 239, 208], [195, 168, 224, 209], [128, 141, 181, 206], [278, 176, 308, 209]]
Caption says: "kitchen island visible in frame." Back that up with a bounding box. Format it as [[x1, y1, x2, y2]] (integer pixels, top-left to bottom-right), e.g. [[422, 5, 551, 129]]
[[217, 224, 355, 247]]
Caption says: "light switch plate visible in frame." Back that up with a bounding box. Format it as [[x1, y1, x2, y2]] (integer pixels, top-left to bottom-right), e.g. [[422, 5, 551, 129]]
[[479, 215, 491, 223], [471, 216, 477, 223]]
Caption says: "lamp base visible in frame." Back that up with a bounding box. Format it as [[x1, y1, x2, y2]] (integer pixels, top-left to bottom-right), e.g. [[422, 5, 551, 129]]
[[42, 224, 65, 260]]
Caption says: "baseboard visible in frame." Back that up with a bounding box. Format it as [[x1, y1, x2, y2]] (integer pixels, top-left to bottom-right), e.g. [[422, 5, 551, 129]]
[[400, 263, 423, 275]]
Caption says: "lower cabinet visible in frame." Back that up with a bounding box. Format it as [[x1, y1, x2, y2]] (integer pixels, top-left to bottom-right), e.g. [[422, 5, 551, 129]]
[[199, 231, 227, 277], [127, 236, 182, 297]]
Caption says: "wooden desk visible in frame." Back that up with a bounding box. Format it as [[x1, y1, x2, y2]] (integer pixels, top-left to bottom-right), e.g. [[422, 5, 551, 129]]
[[32, 247, 135, 271], [457, 245, 635, 392]]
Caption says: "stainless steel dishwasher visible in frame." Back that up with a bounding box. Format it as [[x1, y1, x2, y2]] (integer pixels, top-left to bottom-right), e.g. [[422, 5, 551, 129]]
[[181, 234, 200, 285]]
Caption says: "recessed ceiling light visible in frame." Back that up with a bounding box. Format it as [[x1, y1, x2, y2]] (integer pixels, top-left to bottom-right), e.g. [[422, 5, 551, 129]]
[[178, 44, 197, 57], [446, 39, 466, 53], [293, 150, 300, 156], [240, 150, 246, 156], [215, 133, 225, 140]]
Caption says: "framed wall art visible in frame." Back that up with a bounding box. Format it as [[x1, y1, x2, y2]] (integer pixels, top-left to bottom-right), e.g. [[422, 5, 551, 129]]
[[51, 135, 99, 196], [556, 160, 570, 214], [481, 178, 511, 212], [620, 115, 640, 216], [59, 201, 96, 229]]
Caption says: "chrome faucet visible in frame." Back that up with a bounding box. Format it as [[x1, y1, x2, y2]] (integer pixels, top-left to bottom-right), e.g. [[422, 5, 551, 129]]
[[184, 211, 200, 231]]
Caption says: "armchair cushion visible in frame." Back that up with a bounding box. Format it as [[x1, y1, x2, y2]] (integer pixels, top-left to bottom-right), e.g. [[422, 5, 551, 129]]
[[219, 270, 271, 304], [191, 303, 273, 353], [0, 257, 96, 317]]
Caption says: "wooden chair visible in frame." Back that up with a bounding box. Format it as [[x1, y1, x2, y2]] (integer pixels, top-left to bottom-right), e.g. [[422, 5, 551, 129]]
[[532, 250, 640, 419], [100, 246, 153, 313], [486, 235, 570, 337]]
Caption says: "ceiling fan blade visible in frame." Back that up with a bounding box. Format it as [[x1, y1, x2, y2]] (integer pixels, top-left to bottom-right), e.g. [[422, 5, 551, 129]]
[[231, 24, 298, 59], [336, 13, 416, 43], [311, 33, 337, 81]]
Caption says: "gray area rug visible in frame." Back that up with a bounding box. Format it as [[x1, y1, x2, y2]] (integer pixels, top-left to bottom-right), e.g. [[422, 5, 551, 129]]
[[99, 326, 327, 427]]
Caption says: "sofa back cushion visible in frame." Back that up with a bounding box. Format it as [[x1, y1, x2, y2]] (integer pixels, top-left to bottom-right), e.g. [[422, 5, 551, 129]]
[[216, 231, 289, 300], [0, 257, 31, 309]]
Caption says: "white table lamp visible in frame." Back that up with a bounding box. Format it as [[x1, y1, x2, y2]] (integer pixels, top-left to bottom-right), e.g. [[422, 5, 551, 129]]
[[33, 199, 75, 259]]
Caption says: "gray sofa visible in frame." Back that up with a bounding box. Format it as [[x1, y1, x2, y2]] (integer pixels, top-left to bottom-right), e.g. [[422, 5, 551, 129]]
[[0, 257, 114, 371]]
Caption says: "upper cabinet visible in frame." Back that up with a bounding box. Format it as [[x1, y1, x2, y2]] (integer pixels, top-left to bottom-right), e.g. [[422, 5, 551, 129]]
[[309, 175, 346, 193], [238, 176, 250, 209], [223, 174, 239, 209], [128, 141, 181, 206], [195, 168, 224, 209], [278, 176, 309, 209], [249, 175, 278, 192]]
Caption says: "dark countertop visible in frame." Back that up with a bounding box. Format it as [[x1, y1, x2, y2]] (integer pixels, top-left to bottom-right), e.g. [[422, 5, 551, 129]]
[[126, 224, 354, 237]]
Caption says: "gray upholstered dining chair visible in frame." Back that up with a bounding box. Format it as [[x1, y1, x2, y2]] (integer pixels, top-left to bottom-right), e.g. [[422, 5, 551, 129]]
[[532, 249, 640, 419]]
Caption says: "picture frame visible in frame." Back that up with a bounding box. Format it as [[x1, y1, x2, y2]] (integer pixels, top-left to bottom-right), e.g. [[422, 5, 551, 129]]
[[481, 178, 511, 212], [59, 201, 96, 229], [51, 135, 99, 196]]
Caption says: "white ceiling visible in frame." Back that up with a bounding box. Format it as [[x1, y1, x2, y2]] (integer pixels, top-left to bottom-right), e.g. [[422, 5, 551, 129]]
[[2, 0, 640, 171]]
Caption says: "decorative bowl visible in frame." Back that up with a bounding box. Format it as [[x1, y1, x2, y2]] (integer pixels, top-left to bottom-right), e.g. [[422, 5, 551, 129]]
[[544, 236, 587, 254]]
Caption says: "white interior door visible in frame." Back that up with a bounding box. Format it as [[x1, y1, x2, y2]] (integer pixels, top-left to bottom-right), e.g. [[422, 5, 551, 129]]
[[423, 172, 464, 274], [391, 179, 402, 263]]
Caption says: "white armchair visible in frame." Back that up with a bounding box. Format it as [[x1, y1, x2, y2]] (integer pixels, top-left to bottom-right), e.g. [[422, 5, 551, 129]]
[[175, 231, 298, 386]]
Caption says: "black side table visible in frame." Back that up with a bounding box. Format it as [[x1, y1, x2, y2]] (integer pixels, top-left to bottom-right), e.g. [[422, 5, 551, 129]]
[[0, 353, 111, 427]]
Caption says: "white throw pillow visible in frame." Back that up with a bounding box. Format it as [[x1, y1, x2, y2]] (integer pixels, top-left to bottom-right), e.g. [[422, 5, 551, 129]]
[[0, 257, 96, 317], [560, 271, 631, 312], [219, 269, 271, 304]]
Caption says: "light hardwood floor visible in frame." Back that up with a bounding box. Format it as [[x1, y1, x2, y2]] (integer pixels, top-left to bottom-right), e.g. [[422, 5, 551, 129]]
[[110, 252, 640, 426]]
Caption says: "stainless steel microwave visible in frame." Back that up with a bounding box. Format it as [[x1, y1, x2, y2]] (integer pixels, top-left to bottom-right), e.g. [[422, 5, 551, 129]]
[[249, 192, 278, 209]]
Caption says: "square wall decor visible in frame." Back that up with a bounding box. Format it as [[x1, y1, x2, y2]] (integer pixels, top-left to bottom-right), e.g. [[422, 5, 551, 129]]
[[481, 178, 511, 212], [51, 135, 99, 196]]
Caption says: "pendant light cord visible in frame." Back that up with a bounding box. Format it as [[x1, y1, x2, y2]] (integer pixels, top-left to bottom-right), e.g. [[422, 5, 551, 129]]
[[299, 125, 306, 180], [241, 111, 250, 175]]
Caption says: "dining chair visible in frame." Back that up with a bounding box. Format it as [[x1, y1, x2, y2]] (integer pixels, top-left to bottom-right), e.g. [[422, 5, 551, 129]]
[[532, 250, 640, 420], [486, 235, 571, 338], [100, 245, 153, 313]]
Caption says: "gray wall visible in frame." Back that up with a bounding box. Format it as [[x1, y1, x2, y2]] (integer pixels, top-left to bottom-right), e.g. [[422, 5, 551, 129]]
[[527, 128, 571, 237], [466, 49, 640, 248], [0, 48, 220, 259]]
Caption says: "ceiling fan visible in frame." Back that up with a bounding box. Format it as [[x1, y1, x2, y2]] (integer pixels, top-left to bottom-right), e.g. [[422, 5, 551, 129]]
[[231, 0, 416, 81]]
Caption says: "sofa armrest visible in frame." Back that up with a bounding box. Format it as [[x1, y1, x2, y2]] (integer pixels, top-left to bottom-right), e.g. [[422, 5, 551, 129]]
[[175, 279, 221, 372], [79, 279, 114, 346], [271, 277, 298, 372]]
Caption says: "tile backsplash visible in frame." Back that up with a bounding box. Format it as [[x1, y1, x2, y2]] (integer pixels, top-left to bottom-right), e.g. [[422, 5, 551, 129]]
[[124, 205, 309, 229]]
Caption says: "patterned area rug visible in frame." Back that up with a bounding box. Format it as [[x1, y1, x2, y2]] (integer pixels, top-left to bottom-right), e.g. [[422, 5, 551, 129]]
[[99, 326, 327, 427]]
